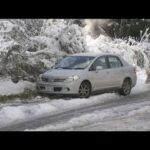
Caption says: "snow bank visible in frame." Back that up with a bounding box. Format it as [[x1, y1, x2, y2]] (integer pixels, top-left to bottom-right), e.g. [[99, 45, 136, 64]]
[[0, 102, 56, 127], [0, 92, 119, 128], [132, 69, 150, 94], [0, 78, 35, 96]]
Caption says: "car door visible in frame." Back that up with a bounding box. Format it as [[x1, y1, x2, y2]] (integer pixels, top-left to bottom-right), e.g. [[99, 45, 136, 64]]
[[107, 55, 125, 88], [88, 56, 110, 91]]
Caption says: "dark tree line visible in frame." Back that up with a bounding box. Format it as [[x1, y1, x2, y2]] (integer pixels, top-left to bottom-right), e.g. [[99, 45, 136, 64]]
[[72, 19, 150, 40], [103, 19, 150, 40]]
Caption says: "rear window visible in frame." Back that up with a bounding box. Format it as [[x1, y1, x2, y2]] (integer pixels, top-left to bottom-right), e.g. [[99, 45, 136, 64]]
[[108, 56, 123, 68]]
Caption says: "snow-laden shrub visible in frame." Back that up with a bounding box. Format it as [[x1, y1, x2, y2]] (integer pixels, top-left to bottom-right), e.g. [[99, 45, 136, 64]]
[[0, 20, 44, 82], [66, 19, 86, 27], [29, 36, 60, 52], [23, 19, 44, 36], [0, 20, 31, 51], [40, 20, 87, 53], [40, 19, 67, 38], [86, 34, 150, 68], [59, 24, 87, 54], [9, 19, 44, 37], [0, 20, 68, 82], [3, 19, 150, 84], [0, 49, 47, 83]]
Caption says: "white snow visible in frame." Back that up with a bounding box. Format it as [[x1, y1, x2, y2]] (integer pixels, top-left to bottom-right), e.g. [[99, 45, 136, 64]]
[[0, 40, 17, 53], [0, 102, 56, 127], [0, 78, 35, 96], [0, 20, 150, 130], [40, 19, 66, 38], [0, 69, 149, 129], [0, 20, 16, 33], [33, 100, 150, 131], [30, 36, 61, 53], [132, 69, 150, 94], [0, 92, 119, 128]]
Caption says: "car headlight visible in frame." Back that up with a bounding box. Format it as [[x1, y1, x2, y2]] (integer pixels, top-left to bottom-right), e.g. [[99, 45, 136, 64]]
[[65, 75, 80, 82]]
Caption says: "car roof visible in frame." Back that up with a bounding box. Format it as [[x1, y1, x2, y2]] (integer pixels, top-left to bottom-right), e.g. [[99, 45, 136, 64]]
[[70, 52, 120, 58]]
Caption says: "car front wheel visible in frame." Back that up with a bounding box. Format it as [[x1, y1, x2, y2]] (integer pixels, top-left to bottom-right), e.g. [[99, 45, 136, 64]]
[[79, 81, 91, 98]]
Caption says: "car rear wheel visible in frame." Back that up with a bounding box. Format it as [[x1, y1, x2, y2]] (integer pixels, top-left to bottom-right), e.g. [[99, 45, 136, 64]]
[[79, 81, 91, 98], [119, 79, 131, 96]]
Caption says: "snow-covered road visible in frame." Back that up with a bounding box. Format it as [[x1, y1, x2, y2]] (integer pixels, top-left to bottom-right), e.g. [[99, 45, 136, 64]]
[[1, 91, 150, 131], [0, 70, 150, 131], [32, 93, 150, 131]]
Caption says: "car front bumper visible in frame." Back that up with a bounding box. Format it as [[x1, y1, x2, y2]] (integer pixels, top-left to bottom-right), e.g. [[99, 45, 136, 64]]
[[36, 80, 81, 95]]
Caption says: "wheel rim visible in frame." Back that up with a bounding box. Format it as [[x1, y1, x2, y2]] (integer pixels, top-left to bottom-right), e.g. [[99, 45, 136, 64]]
[[123, 80, 131, 95], [79, 83, 90, 98]]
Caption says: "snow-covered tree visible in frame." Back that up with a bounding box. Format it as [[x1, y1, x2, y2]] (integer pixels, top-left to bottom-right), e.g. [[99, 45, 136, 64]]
[[59, 24, 87, 54], [40, 19, 67, 38], [0, 20, 45, 82], [2, 18, 150, 85], [0, 19, 88, 83]]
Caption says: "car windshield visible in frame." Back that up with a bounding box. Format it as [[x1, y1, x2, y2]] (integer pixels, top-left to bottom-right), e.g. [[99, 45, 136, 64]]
[[55, 56, 95, 70]]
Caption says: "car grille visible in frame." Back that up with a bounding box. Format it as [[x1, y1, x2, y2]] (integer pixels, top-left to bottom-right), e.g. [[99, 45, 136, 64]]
[[53, 79, 65, 82], [54, 87, 62, 92], [41, 77, 65, 82]]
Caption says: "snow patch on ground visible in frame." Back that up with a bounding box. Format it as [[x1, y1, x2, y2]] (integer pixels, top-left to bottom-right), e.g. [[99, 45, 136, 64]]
[[132, 69, 150, 94], [0, 78, 35, 96], [0, 92, 120, 128], [32, 100, 150, 131], [0, 102, 56, 127]]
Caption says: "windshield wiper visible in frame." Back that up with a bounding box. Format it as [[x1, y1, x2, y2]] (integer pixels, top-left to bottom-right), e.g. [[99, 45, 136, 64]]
[[62, 67, 73, 69], [55, 67, 73, 69], [73, 68, 84, 70], [55, 67, 62, 69], [55, 67, 84, 70]]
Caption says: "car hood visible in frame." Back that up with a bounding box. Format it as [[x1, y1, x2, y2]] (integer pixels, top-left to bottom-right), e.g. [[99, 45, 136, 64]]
[[42, 69, 83, 78]]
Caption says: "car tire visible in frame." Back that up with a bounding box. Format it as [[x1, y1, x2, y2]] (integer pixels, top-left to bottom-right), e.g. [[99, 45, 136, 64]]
[[119, 79, 132, 96], [79, 81, 91, 98]]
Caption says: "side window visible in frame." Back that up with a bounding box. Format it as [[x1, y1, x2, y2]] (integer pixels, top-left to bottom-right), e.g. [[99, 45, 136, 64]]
[[108, 56, 123, 68], [90, 56, 108, 71]]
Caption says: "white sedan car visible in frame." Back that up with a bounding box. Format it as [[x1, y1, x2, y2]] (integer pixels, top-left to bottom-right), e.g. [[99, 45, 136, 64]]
[[36, 53, 137, 98]]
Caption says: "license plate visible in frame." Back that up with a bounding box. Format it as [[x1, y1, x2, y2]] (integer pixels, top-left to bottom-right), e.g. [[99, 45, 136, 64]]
[[46, 86, 53, 91]]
